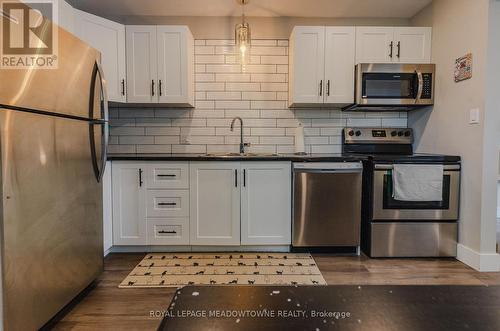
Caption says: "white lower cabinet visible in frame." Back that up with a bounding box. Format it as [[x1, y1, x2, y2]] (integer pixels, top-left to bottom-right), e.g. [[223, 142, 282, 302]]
[[112, 161, 190, 246], [112, 162, 147, 245], [111, 161, 292, 247], [189, 162, 241, 246], [241, 162, 291, 245]]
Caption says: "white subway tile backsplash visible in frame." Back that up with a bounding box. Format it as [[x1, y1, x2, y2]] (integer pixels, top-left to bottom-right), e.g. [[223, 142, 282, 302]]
[[242, 92, 277, 100], [206, 91, 242, 100], [251, 100, 286, 109], [154, 136, 181, 144], [215, 100, 251, 109], [195, 46, 215, 54], [195, 55, 225, 64], [260, 56, 288, 64], [206, 64, 241, 73], [225, 82, 261, 91], [215, 73, 251, 82], [109, 39, 407, 154], [250, 73, 287, 83], [137, 145, 172, 154], [196, 82, 225, 91], [119, 136, 154, 145]]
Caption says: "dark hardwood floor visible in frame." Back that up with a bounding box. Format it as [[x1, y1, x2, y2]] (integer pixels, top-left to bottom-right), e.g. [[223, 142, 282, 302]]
[[52, 253, 500, 330]]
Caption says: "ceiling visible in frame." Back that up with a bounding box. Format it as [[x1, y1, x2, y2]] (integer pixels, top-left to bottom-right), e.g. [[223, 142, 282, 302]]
[[69, 0, 432, 18]]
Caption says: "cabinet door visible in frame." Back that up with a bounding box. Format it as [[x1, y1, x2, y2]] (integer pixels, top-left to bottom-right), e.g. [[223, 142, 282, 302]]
[[241, 162, 291, 245], [355, 27, 394, 63], [156, 26, 194, 105], [112, 162, 147, 245], [75, 10, 126, 102], [289, 26, 325, 105], [394, 27, 432, 63], [126, 26, 157, 103], [324, 27, 356, 104], [190, 162, 240, 245]]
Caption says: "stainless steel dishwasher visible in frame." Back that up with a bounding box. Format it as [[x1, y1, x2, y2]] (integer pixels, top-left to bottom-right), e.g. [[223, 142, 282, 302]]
[[292, 162, 363, 248]]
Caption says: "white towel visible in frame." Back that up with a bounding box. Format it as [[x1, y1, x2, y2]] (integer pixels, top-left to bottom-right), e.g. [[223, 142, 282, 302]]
[[392, 164, 444, 201]]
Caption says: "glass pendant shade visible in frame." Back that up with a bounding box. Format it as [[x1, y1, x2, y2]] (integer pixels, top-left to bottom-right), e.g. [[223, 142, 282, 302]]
[[235, 20, 251, 68]]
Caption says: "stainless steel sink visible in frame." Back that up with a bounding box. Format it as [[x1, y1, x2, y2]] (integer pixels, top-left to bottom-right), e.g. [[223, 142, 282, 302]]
[[204, 152, 279, 157]]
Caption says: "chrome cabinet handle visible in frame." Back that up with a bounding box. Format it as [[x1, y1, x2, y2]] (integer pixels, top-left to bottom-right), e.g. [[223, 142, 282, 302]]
[[158, 202, 177, 206], [151, 80, 155, 97], [157, 174, 176, 178], [389, 41, 394, 58], [243, 169, 246, 187], [319, 80, 323, 97], [327, 80, 330, 96], [235, 169, 238, 187], [139, 168, 143, 187], [121, 79, 125, 96], [159, 79, 162, 96], [397, 41, 401, 58]]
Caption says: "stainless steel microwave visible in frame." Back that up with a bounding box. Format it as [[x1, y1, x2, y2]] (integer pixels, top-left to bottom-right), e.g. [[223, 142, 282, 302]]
[[343, 63, 435, 111]]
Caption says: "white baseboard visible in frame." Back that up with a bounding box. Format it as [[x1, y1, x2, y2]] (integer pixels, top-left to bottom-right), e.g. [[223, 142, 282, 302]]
[[457, 244, 500, 272]]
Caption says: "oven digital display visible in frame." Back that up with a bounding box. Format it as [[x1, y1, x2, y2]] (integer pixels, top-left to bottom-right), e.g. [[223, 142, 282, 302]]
[[372, 130, 386, 138]]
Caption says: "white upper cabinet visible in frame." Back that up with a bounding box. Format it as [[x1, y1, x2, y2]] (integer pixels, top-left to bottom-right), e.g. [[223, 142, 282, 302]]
[[289, 26, 356, 107], [355, 27, 394, 64], [157, 26, 194, 105], [75, 10, 126, 103], [126, 25, 194, 106], [356, 27, 432, 64], [241, 162, 291, 245], [189, 162, 241, 246], [289, 26, 325, 105], [324, 27, 356, 104], [126, 25, 158, 103], [394, 27, 432, 63]]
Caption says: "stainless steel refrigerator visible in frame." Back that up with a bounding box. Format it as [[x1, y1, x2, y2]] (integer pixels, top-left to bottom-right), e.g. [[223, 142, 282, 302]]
[[0, 19, 109, 331]]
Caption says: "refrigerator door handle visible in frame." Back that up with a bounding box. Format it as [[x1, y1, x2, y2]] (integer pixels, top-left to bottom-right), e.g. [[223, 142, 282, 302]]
[[89, 61, 109, 183]]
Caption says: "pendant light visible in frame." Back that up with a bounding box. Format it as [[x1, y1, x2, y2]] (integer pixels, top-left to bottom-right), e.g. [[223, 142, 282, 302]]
[[235, 0, 251, 69]]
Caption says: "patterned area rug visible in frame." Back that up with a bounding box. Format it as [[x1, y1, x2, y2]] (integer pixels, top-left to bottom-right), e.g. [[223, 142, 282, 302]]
[[119, 253, 327, 288]]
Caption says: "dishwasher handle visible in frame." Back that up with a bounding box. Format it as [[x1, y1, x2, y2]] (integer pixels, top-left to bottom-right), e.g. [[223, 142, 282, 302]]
[[294, 169, 362, 174]]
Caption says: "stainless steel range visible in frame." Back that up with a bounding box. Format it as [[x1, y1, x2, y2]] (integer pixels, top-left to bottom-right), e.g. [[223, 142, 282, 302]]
[[342, 128, 461, 257]]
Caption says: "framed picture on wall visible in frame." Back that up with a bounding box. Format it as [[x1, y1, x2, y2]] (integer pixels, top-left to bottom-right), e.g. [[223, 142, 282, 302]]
[[454, 53, 473, 82]]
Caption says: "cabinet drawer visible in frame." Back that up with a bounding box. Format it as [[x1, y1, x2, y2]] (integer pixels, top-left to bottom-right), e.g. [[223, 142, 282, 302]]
[[146, 163, 189, 189], [147, 219, 189, 245], [146, 190, 189, 218]]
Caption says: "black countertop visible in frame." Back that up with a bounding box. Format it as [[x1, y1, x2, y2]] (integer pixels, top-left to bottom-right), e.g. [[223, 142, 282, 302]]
[[158, 285, 500, 331], [107, 153, 367, 162]]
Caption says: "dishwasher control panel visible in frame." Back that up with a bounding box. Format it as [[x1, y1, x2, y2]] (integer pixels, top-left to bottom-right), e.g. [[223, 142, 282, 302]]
[[293, 162, 363, 170]]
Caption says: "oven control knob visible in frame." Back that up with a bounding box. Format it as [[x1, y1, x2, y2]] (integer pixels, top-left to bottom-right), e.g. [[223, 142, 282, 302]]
[[398, 131, 403, 136], [355, 130, 361, 136], [391, 131, 397, 137], [404, 130, 411, 137], [348, 130, 355, 136]]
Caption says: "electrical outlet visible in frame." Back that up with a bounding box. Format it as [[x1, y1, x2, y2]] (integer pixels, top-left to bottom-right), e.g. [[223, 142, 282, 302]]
[[469, 108, 480, 124]]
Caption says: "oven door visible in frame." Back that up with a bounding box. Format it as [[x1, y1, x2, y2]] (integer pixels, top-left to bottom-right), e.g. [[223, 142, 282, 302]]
[[372, 164, 460, 221]]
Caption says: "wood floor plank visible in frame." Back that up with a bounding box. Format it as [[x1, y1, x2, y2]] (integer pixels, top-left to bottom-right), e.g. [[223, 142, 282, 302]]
[[52, 253, 500, 330]]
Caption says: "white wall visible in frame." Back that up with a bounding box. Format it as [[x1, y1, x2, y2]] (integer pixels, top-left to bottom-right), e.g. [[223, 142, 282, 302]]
[[410, 0, 500, 270]]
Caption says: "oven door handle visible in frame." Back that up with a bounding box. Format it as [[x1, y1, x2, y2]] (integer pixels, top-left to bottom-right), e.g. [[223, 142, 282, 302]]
[[415, 70, 423, 104], [374, 164, 461, 171]]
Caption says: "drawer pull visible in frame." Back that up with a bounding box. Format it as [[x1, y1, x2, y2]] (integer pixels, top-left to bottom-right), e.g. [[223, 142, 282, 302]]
[[158, 230, 177, 234], [157, 174, 176, 178], [158, 202, 177, 206]]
